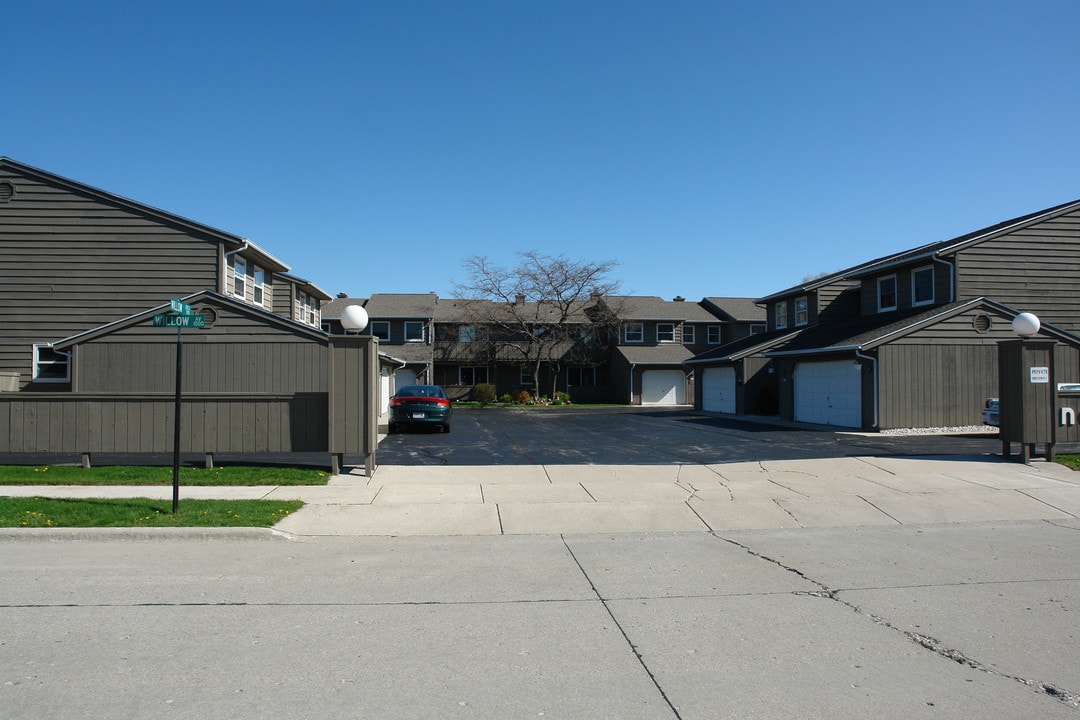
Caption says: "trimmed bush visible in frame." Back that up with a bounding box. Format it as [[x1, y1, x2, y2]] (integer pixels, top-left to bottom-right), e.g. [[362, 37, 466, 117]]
[[513, 389, 532, 405], [554, 391, 571, 405], [499, 393, 513, 405], [473, 383, 497, 406]]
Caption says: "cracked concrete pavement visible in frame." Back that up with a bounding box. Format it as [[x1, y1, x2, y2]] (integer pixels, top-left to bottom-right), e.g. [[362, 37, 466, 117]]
[[3, 524, 1080, 719]]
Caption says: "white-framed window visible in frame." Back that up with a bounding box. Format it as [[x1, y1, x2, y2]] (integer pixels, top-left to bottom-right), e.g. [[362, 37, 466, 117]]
[[33, 344, 70, 383], [567, 366, 596, 385], [519, 367, 533, 385], [751, 324, 766, 335], [878, 275, 898, 312], [370, 321, 390, 340], [252, 265, 266, 306], [707, 325, 722, 344], [624, 323, 644, 343], [459, 325, 476, 342], [794, 296, 808, 326], [578, 326, 596, 342], [775, 302, 788, 329], [657, 323, 676, 343], [683, 325, 696, 344], [912, 266, 934, 306], [296, 291, 319, 326], [405, 321, 425, 342], [232, 256, 247, 298], [459, 366, 489, 385]]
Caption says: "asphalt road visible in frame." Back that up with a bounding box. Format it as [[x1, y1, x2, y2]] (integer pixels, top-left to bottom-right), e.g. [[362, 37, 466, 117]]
[[378, 406, 1018, 466]]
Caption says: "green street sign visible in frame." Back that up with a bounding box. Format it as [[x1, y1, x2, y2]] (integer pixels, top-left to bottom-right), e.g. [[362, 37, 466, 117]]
[[170, 298, 194, 316], [153, 313, 205, 328]]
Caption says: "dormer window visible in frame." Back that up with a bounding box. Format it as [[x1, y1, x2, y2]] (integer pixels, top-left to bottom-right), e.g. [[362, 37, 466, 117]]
[[912, 266, 934, 306], [624, 323, 644, 343], [405, 321, 425, 342], [252, 265, 266, 306], [794, 296, 808, 326], [657, 323, 676, 343], [878, 276, 897, 312], [775, 302, 788, 329]]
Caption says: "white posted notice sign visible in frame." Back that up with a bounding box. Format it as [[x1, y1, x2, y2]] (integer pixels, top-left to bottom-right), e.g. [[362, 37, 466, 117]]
[[1031, 366, 1050, 383]]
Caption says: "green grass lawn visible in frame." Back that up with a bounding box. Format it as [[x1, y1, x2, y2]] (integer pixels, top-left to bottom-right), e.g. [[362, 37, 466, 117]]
[[1056, 454, 1080, 471], [0, 465, 329, 486], [0, 497, 304, 528]]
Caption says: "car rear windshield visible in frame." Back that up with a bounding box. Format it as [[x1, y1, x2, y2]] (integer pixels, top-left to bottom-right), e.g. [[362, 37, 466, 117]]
[[397, 386, 444, 398]]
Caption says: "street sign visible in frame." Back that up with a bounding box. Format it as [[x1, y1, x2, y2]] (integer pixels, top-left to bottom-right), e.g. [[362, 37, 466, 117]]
[[170, 298, 194, 316], [153, 313, 205, 328]]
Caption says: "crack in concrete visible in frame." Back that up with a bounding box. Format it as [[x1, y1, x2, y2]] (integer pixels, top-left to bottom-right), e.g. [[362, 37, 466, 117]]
[[856, 495, 903, 524], [715, 532, 1080, 709], [561, 536, 683, 719], [855, 457, 898, 476], [770, 499, 802, 526]]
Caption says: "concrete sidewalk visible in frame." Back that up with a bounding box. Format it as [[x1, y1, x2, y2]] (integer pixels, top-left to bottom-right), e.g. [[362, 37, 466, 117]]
[[4, 454, 1080, 536]]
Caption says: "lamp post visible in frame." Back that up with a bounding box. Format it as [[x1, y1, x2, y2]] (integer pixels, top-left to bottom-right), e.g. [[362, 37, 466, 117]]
[[999, 312, 1055, 462]]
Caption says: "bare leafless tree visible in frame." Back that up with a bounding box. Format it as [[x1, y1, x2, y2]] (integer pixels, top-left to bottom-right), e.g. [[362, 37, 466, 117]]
[[453, 251, 622, 398]]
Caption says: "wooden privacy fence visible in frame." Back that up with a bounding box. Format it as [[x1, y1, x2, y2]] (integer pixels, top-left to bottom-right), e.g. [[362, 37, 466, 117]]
[[0, 335, 381, 474]]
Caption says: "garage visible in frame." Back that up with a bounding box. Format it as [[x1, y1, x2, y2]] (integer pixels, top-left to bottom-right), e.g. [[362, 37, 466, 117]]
[[793, 360, 863, 427], [701, 367, 736, 413], [641, 369, 686, 405]]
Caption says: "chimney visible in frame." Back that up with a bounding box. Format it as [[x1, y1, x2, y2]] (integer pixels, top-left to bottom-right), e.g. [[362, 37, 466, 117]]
[[673, 296, 685, 302], [337, 292, 349, 298], [515, 293, 526, 305]]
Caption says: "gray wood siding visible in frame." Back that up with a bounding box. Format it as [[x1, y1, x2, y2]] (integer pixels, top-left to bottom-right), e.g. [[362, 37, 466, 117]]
[[0, 169, 222, 386], [878, 344, 998, 428], [956, 209, 1080, 332], [0, 393, 328, 453]]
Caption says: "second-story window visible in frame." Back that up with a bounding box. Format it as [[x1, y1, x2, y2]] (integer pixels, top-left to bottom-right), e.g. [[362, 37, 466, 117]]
[[878, 276, 898, 312], [707, 326, 721, 344], [370, 321, 390, 340], [657, 323, 675, 343], [775, 302, 788, 329], [405, 321, 425, 342], [624, 323, 644, 343], [459, 325, 476, 342], [297, 291, 319, 326], [232, 256, 247, 298], [794, 297, 808, 326], [253, 266, 265, 306], [912, 266, 934, 306], [683, 325, 696, 344], [751, 324, 766, 334]]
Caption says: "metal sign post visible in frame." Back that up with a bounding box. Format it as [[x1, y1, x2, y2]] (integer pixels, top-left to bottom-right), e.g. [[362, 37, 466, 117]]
[[155, 299, 205, 513]]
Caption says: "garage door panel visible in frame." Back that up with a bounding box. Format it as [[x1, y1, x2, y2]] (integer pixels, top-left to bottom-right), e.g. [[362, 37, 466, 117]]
[[794, 361, 862, 428], [642, 370, 685, 405], [702, 367, 736, 413]]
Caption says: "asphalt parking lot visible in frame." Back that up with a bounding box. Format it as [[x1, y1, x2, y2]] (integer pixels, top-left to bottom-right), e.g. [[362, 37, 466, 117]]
[[377, 406, 1015, 466]]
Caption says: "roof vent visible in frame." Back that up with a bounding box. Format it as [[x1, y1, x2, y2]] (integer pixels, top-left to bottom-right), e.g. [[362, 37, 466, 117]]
[[972, 314, 993, 333], [0, 181, 15, 202], [337, 292, 349, 298], [673, 296, 685, 302]]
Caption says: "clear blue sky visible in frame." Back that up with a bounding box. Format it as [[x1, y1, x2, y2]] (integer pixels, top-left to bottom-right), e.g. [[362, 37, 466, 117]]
[[5, 1, 1079, 302]]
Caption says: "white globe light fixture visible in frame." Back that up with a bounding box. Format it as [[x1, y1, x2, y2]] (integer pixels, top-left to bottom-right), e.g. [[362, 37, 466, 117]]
[[339, 304, 369, 333], [1012, 312, 1040, 338]]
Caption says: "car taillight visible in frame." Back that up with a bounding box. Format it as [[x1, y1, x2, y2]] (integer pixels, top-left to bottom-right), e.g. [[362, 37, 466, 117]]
[[391, 396, 449, 407]]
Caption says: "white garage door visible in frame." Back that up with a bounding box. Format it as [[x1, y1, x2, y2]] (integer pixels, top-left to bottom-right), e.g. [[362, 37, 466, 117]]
[[793, 360, 862, 427], [702, 367, 736, 413], [641, 370, 686, 405]]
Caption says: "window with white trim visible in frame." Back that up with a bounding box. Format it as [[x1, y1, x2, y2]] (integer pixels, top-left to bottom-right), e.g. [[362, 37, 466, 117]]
[[519, 367, 533, 385], [774, 302, 788, 329], [794, 296, 808, 326], [683, 325, 696, 344], [296, 291, 319, 326], [232, 256, 247, 299], [459, 366, 489, 385], [877, 275, 898, 312], [912, 266, 934, 306], [624, 323, 644, 343], [567, 366, 596, 385], [252, 265, 266, 306], [370, 321, 390, 340], [657, 323, 676, 343], [405, 321, 425, 342], [750, 324, 765, 335], [707, 325, 722, 344], [33, 344, 69, 383]]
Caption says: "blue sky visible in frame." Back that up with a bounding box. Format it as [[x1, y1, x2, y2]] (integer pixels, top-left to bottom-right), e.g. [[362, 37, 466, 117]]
[[5, 1, 1079, 302]]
